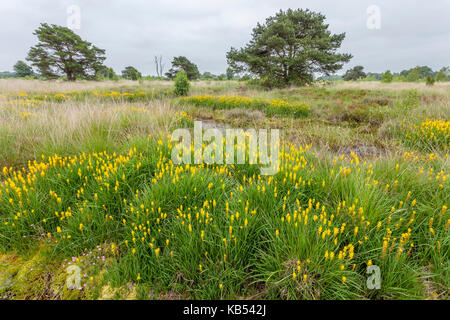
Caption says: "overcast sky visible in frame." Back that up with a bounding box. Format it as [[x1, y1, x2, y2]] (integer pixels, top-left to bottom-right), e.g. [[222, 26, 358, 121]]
[[1, 0, 449, 75]]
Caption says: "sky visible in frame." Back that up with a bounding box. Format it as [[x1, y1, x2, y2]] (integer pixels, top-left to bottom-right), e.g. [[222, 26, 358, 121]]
[[0, 0, 449, 76]]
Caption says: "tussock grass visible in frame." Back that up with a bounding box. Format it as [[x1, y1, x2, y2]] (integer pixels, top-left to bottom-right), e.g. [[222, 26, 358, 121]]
[[0, 97, 185, 167]]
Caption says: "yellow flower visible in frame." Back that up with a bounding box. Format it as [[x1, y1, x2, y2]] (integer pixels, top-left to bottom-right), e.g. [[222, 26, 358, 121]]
[[430, 227, 435, 236]]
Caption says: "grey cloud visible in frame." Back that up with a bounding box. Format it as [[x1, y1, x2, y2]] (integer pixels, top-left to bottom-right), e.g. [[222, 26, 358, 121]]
[[0, 0, 449, 75]]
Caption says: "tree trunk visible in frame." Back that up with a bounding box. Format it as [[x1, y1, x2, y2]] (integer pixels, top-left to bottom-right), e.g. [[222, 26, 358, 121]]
[[67, 71, 75, 81]]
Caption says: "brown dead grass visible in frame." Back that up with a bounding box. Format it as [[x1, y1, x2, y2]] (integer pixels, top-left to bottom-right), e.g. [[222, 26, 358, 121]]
[[332, 81, 450, 94], [0, 79, 140, 93]]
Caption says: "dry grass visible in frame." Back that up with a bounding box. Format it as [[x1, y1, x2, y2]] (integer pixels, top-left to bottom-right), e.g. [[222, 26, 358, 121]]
[[332, 81, 450, 94], [1, 79, 449, 167], [0, 97, 181, 167], [0, 79, 243, 94], [0, 79, 145, 93]]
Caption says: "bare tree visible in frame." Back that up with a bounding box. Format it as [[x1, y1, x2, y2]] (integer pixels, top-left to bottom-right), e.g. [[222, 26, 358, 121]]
[[154, 56, 160, 77], [154, 55, 164, 78], [158, 56, 164, 78]]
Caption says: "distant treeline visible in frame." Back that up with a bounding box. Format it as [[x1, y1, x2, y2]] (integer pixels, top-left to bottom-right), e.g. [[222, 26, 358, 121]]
[[0, 59, 238, 82], [3, 64, 448, 84], [318, 66, 449, 82]]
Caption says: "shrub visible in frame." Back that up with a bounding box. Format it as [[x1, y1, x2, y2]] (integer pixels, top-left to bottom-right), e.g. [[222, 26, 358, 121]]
[[174, 70, 190, 96], [426, 75, 435, 86], [402, 89, 420, 108], [248, 77, 287, 89], [362, 97, 391, 106], [381, 70, 393, 83]]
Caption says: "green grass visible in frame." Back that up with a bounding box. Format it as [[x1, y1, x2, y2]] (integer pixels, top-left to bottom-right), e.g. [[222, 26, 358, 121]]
[[179, 95, 310, 118], [0, 135, 448, 299]]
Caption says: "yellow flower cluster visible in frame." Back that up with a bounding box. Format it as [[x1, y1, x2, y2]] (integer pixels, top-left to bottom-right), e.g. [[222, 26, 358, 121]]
[[1, 89, 173, 108], [1, 91, 73, 108], [173, 111, 194, 127], [180, 95, 309, 117], [401, 119, 450, 151], [174, 111, 193, 122], [0, 133, 447, 297], [181, 95, 263, 109], [92, 90, 173, 101]]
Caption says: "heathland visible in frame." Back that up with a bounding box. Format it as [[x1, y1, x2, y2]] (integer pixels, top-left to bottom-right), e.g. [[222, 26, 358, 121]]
[[0, 79, 448, 299]]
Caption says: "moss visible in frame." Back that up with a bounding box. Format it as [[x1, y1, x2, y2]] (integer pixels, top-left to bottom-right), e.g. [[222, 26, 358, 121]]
[[0, 254, 22, 298], [9, 251, 51, 299], [48, 267, 86, 300], [100, 285, 116, 300], [99, 282, 136, 300], [0, 247, 106, 299]]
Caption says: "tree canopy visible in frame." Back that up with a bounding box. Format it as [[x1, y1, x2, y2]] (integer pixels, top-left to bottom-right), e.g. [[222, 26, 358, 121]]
[[400, 66, 435, 80], [343, 66, 366, 81], [435, 67, 449, 82], [201, 72, 215, 80], [13, 60, 34, 77], [226, 67, 234, 80], [98, 66, 118, 80], [26, 23, 106, 81], [165, 56, 200, 80], [226, 9, 352, 86], [381, 70, 393, 83], [121, 66, 142, 80]]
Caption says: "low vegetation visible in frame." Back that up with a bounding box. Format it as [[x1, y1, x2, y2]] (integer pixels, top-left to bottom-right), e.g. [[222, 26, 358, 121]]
[[0, 79, 448, 300], [179, 95, 310, 118]]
